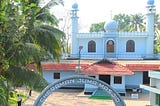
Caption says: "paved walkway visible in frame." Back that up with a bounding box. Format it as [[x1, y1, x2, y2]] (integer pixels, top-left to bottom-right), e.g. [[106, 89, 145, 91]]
[[22, 89, 150, 106]]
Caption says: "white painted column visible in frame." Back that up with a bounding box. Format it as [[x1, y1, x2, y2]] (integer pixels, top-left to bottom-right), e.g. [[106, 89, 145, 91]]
[[146, 6, 155, 56], [150, 92, 156, 105], [71, 9, 79, 57]]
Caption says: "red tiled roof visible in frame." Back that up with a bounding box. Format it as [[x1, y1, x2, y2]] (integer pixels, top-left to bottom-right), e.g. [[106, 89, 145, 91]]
[[126, 64, 160, 71], [27, 64, 88, 71], [80, 61, 133, 75], [27, 61, 160, 74], [42, 64, 88, 71]]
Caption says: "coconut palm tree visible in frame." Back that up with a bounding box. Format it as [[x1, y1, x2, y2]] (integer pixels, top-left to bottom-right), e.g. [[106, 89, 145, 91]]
[[0, 0, 65, 105], [154, 14, 160, 35], [130, 14, 145, 31], [154, 34, 160, 53], [113, 13, 131, 31]]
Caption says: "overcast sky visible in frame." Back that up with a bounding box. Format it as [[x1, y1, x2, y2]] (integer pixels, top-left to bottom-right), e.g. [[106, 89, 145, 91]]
[[46, 0, 160, 32]]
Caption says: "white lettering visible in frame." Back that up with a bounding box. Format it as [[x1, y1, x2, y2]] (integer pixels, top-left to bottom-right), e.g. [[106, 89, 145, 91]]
[[37, 77, 123, 105]]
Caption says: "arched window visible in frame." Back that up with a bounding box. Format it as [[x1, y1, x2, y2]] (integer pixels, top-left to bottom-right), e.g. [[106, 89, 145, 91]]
[[88, 40, 96, 52], [106, 40, 114, 52], [126, 40, 135, 52]]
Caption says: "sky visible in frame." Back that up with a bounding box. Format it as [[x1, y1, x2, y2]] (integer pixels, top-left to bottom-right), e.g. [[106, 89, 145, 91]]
[[44, 0, 160, 32]]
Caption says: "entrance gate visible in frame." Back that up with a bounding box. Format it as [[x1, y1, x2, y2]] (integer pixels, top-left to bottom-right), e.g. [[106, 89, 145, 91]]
[[34, 75, 126, 106]]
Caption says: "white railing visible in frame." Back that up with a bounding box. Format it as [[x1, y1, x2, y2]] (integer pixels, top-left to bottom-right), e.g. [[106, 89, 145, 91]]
[[119, 32, 148, 37], [76, 32, 148, 38], [66, 54, 160, 60], [76, 33, 104, 38]]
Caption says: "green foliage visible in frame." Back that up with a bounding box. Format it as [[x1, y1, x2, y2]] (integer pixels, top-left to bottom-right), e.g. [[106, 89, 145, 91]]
[[154, 34, 160, 53], [90, 22, 105, 32], [8, 91, 28, 106], [9, 91, 14, 98], [0, 76, 7, 106], [0, 0, 65, 105], [9, 66, 48, 92], [154, 14, 160, 53], [0, 87, 7, 106], [129, 13, 145, 31], [1, 0, 65, 73], [89, 13, 146, 32], [155, 14, 160, 36], [113, 13, 131, 31]]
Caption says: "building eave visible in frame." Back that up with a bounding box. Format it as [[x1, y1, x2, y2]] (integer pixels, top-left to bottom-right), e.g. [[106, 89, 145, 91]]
[[140, 84, 160, 94]]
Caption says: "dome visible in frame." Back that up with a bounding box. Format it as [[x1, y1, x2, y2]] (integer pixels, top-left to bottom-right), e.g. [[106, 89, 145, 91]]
[[104, 20, 118, 32], [147, 0, 154, 6], [72, 2, 78, 10]]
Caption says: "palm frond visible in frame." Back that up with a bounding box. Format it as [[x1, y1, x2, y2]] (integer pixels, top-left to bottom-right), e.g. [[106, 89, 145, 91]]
[[10, 43, 47, 66], [9, 66, 48, 92], [42, 0, 64, 10], [36, 9, 59, 26], [33, 24, 64, 61], [39, 24, 65, 39]]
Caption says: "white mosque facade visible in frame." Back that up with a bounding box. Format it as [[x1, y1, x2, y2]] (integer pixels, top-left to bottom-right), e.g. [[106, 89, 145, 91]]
[[40, 0, 160, 98], [70, 0, 156, 60]]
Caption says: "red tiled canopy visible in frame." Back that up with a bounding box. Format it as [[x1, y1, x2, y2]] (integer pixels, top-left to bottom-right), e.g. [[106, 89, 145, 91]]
[[80, 59, 133, 75], [42, 64, 88, 71], [27, 63, 88, 71], [126, 64, 160, 71], [27, 60, 160, 74]]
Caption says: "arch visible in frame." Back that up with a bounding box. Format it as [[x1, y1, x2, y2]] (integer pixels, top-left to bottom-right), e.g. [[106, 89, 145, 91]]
[[34, 75, 126, 106], [126, 40, 135, 52], [106, 40, 114, 52], [88, 40, 96, 52]]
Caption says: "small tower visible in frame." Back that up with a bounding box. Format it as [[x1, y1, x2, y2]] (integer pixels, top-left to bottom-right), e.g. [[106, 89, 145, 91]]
[[71, 2, 79, 56], [146, 0, 155, 55]]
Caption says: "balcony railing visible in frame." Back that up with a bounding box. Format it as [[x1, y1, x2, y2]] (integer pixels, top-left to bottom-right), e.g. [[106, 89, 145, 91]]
[[76, 32, 148, 38], [66, 54, 160, 60]]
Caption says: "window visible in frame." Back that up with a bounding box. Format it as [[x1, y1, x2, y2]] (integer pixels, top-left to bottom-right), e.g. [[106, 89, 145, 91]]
[[114, 76, 122, 84], [126, 40, 135, 52], [106, 40, 114, 52], [53, 73, 60, 79], [88, 40, 96, 52], [143, 72, 150, 84]]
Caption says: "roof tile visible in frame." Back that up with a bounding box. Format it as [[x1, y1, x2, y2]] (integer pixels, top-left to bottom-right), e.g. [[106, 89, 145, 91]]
[[126, 64, 160, 71], [42, 64, 88, 71], [80, 63, 133, 75]]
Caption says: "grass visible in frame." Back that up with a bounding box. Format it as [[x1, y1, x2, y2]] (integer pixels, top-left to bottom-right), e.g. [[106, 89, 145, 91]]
[[89, 95, 112, 100], [9, 91, 29, 106]]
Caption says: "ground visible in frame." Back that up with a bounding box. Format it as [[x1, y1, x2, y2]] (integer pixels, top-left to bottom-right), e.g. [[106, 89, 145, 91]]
[[22, 88, 150, 106]]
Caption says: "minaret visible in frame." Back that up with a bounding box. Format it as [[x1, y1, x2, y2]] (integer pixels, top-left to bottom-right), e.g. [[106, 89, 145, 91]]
[[71, 2, 79, 56], [146, 0, 155, 55]]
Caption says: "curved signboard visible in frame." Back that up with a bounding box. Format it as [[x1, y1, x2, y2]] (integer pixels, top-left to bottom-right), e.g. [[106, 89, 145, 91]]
[[34, 75, 126, 106]]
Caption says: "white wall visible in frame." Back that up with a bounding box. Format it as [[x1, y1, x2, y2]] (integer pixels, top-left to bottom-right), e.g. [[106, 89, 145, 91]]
[[75, 34, 147, 59], [118, 37, 146, 56], [78, 38, 104, 59], [79, 38, 103, 54], [111, 75, 125, 89], [43, 71, 75, 83]]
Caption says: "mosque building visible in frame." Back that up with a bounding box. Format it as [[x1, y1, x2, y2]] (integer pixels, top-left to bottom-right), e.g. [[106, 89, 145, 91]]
[[39, 0, 160, 100], [71, 0, 156, 60]]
